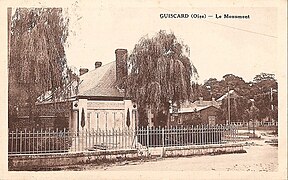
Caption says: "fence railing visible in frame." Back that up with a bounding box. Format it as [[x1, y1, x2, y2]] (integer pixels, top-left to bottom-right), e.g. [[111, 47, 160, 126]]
[[8, 125, 238, 155], [230, 121, 278, 127], [8, 128, 135, 155], [137, 125, 238, 148]]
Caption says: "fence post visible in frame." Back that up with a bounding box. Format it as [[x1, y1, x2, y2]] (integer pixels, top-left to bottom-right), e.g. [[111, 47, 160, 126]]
[[191, 125, 193, 145], [63, 128, 66, 152], [15, 129, 17, 153], [32, 128, 36, 153], [73, 130, 77, 152], [201, 124, 203, 145], [10, 131, 13, 154], [81, 128, 84, 151], [161, 127, 165, 157], [181, 125, 184, 145], [19, 130, 22, 154], [175, 125, 178, 146], [108, 129, 111, 149], [112, 128, 115, 149], [135, 127, 138, 149], [24, 129, 27, 153], [43, 129, 46, 153], [147, 126, 149, 152], [40, 129, 43, 153], [28, 130, 30, 153]]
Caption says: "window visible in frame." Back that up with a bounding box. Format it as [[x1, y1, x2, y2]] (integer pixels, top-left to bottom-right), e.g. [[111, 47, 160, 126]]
[[177, 117, 182, 124]]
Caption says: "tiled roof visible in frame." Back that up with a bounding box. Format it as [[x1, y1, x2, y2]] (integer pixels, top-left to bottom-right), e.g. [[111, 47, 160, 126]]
[[77, 61, 124, 98], [178, 105, 219, 113], [182, 99, 220, 109], [192, 100, 217, 107], [178, 98, 221, 114], [216, 90, 239, 101]]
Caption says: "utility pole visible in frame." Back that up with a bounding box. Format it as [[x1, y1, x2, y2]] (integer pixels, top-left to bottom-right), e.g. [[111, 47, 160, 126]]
[[227, 87, 231, 125], [270, 88, 274, 124], [250, 100, 257, 138], [270, 88, 274, 110]]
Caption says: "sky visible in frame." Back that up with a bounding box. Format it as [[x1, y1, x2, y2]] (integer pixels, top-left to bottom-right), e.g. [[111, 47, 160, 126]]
[[64, 1, 278, 84]]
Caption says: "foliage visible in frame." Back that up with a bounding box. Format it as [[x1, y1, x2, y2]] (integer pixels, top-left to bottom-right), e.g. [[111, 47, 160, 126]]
[[253, 72, 276, 83], [182, 110, 202, 126], [125, 30, 198, 126], [9, 8, 70, 120], [219, 96, 250, 122], [197, 72, 278, 122]]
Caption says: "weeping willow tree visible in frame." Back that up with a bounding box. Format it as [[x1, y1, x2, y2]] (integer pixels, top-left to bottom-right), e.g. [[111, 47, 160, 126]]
[[125, 30, 198, 127], [8, 8, 69, 122]]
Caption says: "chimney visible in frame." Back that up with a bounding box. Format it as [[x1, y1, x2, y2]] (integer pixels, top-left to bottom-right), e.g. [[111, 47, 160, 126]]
[[95, 61, 102, 69], [79, 68, 89, 76], [115, 49, 128, 84]]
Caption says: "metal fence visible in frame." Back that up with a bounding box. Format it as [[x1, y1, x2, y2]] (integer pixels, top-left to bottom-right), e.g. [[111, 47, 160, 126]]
[[8, 125, 238, 155], [230, 121, 278, 127], [8, 128, 135, 155], [137, 125, 238, 148]]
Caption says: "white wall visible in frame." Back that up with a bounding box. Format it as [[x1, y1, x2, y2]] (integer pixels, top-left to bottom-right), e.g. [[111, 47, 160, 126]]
[[72, 99, 136, 131]]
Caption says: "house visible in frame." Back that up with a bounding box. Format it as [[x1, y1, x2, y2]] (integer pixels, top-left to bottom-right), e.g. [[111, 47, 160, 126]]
[[68, 49, 137, 132], [27, 49, 137, 132], [168, 97, 223, 126]]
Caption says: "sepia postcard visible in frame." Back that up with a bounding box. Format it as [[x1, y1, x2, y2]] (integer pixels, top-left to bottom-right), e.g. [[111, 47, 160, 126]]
[[0, 0, 287, 179]]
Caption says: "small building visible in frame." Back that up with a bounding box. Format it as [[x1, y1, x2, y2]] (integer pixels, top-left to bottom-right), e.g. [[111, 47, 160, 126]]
[[168, 97, 223, 126], [30, 49, 137, 132], [69, 49, 137, 132]]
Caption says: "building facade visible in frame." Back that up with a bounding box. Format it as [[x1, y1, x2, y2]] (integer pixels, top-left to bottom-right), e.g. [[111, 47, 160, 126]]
[[168, 97, 222, 126], [68, 49, 137, 132]]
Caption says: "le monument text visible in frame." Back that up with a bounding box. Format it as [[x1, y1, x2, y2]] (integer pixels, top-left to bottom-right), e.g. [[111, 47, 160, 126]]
[[160, 13, 250, 19]]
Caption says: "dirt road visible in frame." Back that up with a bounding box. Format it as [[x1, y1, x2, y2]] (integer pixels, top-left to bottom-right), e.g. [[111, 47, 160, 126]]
[[68, 131, 277, 172], [95, 142, 277, 171]]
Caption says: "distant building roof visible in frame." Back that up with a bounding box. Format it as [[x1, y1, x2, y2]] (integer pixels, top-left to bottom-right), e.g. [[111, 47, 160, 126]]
[[181, 98, 220, 109], [192, 100, 217, 107], [77, 61, 124, 98], [178, 97, 220, 114], [216, 89, 239, 101], [178, 105, 219, 114]]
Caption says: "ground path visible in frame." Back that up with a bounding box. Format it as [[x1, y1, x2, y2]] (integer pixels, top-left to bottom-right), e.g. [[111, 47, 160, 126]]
[[63, 130, 278, 172]]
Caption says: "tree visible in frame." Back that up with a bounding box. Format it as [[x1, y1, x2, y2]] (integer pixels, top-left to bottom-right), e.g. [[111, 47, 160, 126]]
[[252, 73, 278, 121], [9, 8, 69, 122], [222, 74, 251, 97], [253, 72, 276, 83], [193, 72, 278, 125], [125, 30, 198, 127], [219, 96, 249, 123], [182, 109, 202, 126]]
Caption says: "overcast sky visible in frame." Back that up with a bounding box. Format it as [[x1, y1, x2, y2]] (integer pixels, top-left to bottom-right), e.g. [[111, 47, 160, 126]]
[[64, 1, 278, 84]]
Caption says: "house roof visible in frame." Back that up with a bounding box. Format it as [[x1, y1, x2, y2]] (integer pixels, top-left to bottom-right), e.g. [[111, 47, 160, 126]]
[[77, 61, 124, 98], [216, 89, 239, 101], [178, 105, 219, 114], [192, 100, 216, 107], [181, 99, 220, 109]]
